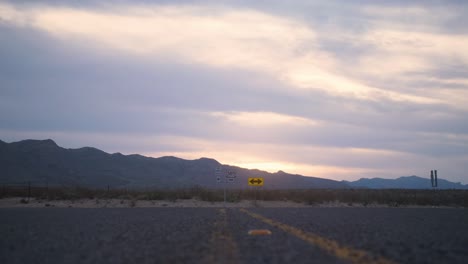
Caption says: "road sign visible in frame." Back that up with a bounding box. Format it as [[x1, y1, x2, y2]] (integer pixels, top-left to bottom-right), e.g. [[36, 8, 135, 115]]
[[226, 170, 236, 178], [248, 177, 264, 186]]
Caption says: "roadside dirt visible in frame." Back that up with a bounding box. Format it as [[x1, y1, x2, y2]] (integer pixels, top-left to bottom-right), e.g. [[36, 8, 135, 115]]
[[0, 197, 456, 208]]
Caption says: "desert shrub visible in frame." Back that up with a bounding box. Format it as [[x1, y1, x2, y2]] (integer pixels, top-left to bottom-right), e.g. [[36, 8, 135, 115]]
[[1, 184, 467, 207], [197, 189, 224, 202], [144, 191, 165, 200]]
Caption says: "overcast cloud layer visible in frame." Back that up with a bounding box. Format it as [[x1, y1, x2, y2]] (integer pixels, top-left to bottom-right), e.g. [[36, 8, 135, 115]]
[[1, 0, 467, 183]]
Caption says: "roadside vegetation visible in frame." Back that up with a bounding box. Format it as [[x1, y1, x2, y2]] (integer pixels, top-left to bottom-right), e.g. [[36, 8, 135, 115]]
[[1, 185, 467, 207]]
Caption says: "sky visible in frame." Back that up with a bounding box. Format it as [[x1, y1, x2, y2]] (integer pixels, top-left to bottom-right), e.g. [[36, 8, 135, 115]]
[[1, 0, 467, 184]]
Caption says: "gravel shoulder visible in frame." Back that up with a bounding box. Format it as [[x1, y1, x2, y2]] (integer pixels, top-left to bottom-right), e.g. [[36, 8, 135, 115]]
[[0, 197, 460, 208], [0, 198, 306, 208]]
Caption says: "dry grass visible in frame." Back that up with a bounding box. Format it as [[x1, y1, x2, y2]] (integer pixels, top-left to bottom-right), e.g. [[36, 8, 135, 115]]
[[1, 185, 467, 207]]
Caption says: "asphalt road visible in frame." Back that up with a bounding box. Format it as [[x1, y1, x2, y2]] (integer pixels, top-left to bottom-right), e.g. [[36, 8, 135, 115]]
[[1, 207, 467, 264]]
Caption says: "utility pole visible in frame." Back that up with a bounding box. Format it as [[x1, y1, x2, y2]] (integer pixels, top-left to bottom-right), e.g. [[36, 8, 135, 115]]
[[431, 170, 438, 188]]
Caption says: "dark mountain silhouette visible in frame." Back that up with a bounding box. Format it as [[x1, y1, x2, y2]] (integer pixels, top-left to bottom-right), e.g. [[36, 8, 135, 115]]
[[3, 139, 466, 190], [344, 176, 468, 189], [0, 139, 347, 189]]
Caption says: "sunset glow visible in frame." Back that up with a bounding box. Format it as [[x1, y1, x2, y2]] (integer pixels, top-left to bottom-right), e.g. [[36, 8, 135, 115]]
[[1, 0, 467, 183]]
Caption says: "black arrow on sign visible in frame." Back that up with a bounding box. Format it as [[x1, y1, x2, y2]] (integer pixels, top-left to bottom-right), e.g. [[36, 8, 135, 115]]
[[250, 179, 263, 184]]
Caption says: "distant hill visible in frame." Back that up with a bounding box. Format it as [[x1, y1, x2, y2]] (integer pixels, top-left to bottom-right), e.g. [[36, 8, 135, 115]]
[[0, 139, 347, 189], [3, 139, 466, 190], [344, 176, 468, 189]]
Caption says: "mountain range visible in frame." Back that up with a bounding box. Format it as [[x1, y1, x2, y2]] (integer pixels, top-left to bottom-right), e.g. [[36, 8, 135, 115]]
[[343, 176, 468, 189], [1, 139, 467, 190]]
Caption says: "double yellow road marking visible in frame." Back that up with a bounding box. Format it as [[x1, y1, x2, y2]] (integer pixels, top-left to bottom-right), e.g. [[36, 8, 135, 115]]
[[240, 208, 397, 264]]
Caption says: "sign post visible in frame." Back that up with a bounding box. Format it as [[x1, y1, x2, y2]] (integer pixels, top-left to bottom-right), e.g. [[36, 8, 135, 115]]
[[248, 177, 264, 205], [215, 167, 236, 207]]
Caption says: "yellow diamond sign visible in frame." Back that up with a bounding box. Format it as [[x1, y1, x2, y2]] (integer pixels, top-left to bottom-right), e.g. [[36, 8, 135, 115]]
[[248, 177, 264, 186]]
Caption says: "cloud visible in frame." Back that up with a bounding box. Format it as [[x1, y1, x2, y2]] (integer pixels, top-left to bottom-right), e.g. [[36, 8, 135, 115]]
[[1, 1, 467, 184], [210, 111, 320, 127], [0, 1, 451, 105], [309, 3, 468, 110]]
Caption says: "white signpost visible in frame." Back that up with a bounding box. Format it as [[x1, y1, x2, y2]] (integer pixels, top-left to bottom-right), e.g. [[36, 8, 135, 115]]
[[215, 167, 236, 206]]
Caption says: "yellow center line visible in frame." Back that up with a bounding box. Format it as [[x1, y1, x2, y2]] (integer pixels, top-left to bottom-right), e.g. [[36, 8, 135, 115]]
[[239, 208, 397, 264], [204, 208, 241, 264]]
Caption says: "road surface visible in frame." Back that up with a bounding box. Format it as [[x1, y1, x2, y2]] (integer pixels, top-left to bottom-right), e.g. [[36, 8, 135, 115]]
[[1, 207, 467, 263]]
